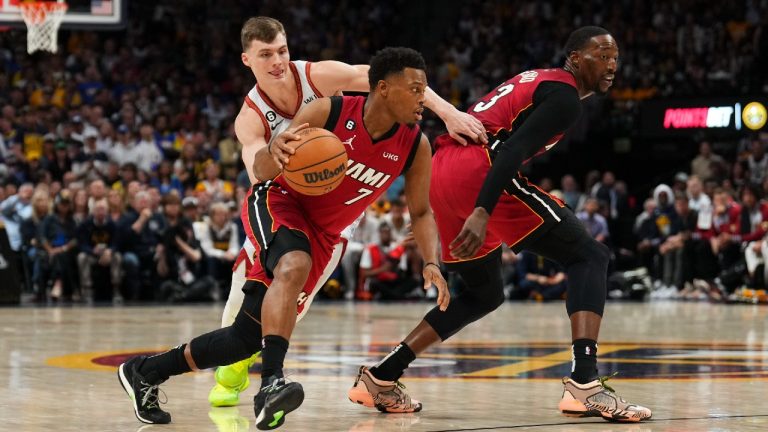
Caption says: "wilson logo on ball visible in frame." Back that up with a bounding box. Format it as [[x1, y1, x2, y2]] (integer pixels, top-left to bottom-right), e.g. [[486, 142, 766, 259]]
[[302, 162, 347, 184], [282, 127, 348, 196]]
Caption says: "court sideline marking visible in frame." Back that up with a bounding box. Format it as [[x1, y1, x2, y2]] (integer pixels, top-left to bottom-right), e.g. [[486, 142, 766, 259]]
[[426, 413, 768, 431]]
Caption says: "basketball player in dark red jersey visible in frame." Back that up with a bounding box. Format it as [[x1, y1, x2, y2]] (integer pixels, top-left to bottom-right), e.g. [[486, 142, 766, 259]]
[[351, 27, 652, 422], [117, 47, 449, 430], [214, 16, 485, 409]]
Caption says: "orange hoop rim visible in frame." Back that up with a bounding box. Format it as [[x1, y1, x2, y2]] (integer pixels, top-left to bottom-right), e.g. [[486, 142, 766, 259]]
[[19, 1, 68, 11], [19, 1, 69, 12], [19, 1, 68, 25]]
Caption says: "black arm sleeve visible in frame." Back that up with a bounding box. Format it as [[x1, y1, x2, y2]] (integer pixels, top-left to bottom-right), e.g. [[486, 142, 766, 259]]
[[474, 81, 583, 214]]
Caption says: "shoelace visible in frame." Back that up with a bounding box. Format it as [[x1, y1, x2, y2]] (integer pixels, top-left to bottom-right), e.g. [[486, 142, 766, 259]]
[[260, 378, 287, 394], [597, 371, 619, 393], [140, 381, 167, 410]]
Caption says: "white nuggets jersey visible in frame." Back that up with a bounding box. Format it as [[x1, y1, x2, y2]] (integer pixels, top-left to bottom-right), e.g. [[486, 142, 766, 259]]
[[244, 60, 323, 144], [235, 59, 357, 278]]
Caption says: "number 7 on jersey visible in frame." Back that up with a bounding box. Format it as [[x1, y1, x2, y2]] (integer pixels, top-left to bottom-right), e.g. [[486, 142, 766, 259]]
[[344, 188, 374, 205]]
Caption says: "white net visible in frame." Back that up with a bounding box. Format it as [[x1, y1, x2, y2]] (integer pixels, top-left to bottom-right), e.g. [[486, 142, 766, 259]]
[[20, 2, 68, 54]]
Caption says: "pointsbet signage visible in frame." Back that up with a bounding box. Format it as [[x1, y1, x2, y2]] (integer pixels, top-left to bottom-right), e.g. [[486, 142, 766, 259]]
[[640, 97, 768, 137]]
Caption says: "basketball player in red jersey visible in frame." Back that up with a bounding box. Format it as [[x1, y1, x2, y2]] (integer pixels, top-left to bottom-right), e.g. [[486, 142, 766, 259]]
[[117, 47, 449, 430], [351, 27, 652, 422], [213, 16, 486, 408]]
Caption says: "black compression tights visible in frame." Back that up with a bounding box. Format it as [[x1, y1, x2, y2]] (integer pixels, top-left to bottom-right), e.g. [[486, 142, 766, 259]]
[[526, 211, 610, 316], [424, 249, 506, 341]]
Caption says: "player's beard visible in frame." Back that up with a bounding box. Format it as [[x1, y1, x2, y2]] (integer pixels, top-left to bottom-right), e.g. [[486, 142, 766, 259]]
[[596, 77, 613, 96]]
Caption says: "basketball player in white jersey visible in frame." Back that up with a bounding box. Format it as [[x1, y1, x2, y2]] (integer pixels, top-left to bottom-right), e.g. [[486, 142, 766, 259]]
[[209, 16, 487, 408]]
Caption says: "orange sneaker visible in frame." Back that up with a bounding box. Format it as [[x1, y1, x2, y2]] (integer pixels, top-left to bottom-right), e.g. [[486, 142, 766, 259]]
[[558, 375, 652, 422], [348, 366, 422, 413]]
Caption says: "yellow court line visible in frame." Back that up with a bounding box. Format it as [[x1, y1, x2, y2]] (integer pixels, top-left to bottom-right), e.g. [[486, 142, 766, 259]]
[[639, 370, 768, 378], [291, 348, 768, 365], [460, 345, 635, 377], [45, 347, 169, 372], [290, 339, 768, 349], [290, 348, 540, 361], [287, 374, 768, 383], [45, 349, 768, 383], [47, 347, 768, 371], [593, 357, 768, 367]]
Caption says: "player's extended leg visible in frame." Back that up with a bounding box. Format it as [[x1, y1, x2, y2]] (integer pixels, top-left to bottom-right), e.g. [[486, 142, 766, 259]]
[[209, 258, 261, 407], [117, 283, 267, 424], [252, 249, 310, 430], [349, 249, 505, 413], [525, 212, 652, 422]]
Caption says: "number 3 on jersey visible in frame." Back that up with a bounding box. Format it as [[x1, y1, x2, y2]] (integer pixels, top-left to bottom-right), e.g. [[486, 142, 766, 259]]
[[473, 84, 514, 112]]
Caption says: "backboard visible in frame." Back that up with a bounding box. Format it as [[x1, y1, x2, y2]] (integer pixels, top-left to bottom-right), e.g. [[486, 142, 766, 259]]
[[0, 0, 126, 29]]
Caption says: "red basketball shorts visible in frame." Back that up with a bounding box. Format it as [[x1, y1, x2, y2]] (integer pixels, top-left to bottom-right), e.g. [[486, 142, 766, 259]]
[[241, 181, 345, 321], [430, 134, 569, 265]]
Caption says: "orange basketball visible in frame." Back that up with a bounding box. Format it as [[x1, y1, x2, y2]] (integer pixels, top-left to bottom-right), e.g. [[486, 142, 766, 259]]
[[282, 127, 348, 196]]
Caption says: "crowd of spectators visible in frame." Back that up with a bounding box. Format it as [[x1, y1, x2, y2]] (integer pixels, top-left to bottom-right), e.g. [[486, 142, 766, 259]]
[[0, 1, 767, 304], [428, 0, 767, 137], [439, 0, 766, 101]]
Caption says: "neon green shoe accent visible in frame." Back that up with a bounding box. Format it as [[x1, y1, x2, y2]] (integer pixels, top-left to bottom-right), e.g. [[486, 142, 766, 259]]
[[207, 407, 250, 432], [209, 352, 261, 407], [209, 382, 245, 407], [268, 410, 285, 428]]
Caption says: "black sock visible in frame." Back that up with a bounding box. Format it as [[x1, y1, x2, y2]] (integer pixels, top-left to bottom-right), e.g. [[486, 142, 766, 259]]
[[260, 335, 289, 387], [138, 344, 192, 384], [369, 342, 416, 382], [570, 339, 598, 384]]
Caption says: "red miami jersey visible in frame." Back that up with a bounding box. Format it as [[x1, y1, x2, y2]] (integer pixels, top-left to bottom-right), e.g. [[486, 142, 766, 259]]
[[468, 68, 577, 160], [267, 95, 421, 237]]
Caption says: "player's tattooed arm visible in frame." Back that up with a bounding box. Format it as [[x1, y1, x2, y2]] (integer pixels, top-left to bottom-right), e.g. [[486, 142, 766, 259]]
[[405, 133, 450, 311], [252, 97, 332, 181]]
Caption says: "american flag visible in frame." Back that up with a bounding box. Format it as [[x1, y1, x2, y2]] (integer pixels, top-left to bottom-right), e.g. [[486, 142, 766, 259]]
[[91, 0, 113, 15]]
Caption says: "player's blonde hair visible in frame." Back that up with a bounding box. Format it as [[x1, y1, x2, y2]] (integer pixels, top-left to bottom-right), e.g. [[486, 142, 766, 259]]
[[241, 17, 286, 51]]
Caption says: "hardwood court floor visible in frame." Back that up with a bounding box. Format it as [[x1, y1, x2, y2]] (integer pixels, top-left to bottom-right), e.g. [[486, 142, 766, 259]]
[[1, 301, 767, 431]]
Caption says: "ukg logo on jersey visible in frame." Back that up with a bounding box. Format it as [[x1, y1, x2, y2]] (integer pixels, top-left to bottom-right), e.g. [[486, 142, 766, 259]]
[[303, 162, 347, 184]]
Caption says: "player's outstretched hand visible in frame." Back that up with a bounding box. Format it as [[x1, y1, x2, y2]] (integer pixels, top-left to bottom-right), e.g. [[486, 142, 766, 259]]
[[423, 263, 450, 311], [270, 123, 310, 167], [445, 110, 487, 146], [449, 207, 489, 259]]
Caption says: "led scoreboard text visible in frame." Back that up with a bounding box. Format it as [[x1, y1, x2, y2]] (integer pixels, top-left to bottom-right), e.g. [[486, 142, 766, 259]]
[[663, 106, 736, 129], [641, 99, 767, 136]]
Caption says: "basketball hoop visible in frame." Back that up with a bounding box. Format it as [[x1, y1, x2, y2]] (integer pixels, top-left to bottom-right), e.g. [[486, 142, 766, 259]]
[[19, 1, 68, 54]]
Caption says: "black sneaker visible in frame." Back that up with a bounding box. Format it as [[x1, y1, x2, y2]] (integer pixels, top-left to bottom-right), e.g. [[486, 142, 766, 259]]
[[117, 356, 171, 424], [253, 376, 304, 430]]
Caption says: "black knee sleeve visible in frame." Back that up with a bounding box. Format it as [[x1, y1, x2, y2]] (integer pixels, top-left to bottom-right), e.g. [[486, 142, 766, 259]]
[[425, 249, 505, 340], [563, 237, 609, 317], [526, 212, 609, 317], [189, 282, 266, 369]]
